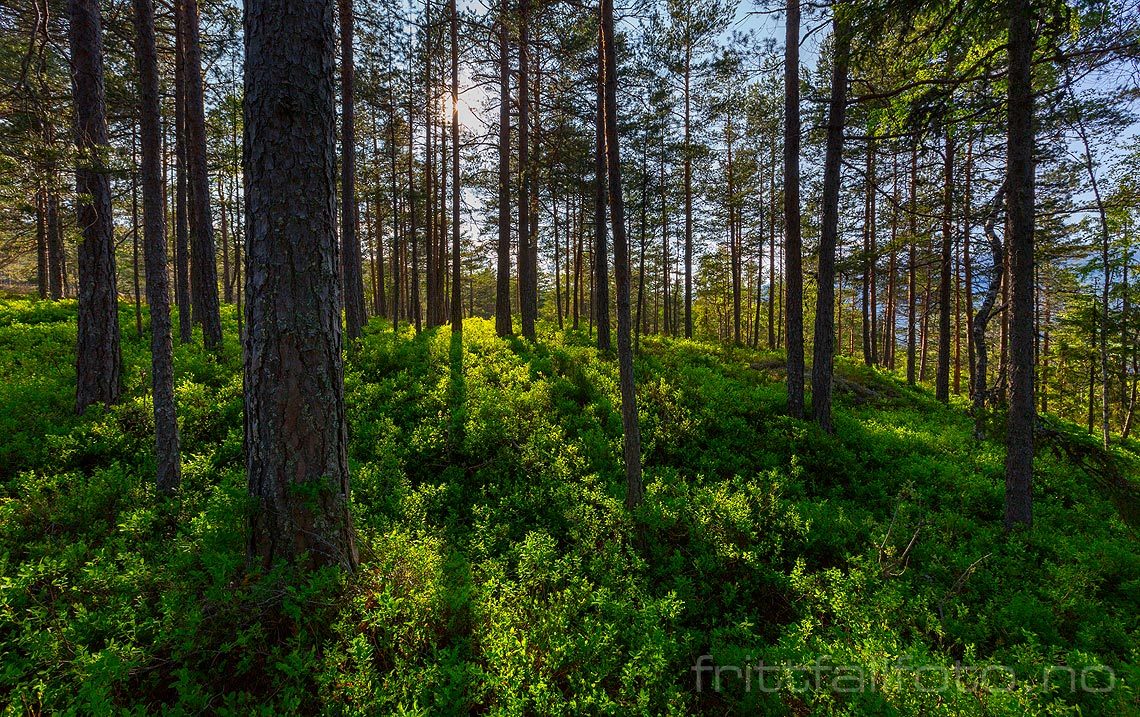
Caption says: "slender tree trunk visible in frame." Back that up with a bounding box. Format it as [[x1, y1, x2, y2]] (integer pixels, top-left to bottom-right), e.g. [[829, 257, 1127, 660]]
[[449, 0, 461, 332], [43, 117, 65, 300], [574, 198, 583, 329], [594, 33, 611, 351], [906, 143, 918, 385], [935, 128, 954, 402], [810, 16, 850, 433], [518, 0, 535, 339], [783, 0, 804, 418], [683, 39, 693, 339], [768, 142, 776, 350], [971, 182, 1006, 434], [424, 6, 436, 328], [1004, 0, 1035, 529], [179, 0, 221, 350], [409, 81, 422, 334], [244, 0, 358, 570], [173, 23, 192, 343], [340, 0, 365, 340], [132, 127, 143, 337], [861, 135, 876, 366], [36, 187, 48, 299], [218, 175, 232, 304], [47, 186, 64, 300], [886, 149, 899, 369], [964, 139, 975, 394], [600, 0, 643, 509], [495, 2, 512, 336], [133, 0, 181, 492], [69, 0, 122, 414]]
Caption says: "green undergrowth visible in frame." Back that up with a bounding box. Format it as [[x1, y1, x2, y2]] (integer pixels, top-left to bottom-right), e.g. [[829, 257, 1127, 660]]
[[0, 298, 1137, 715]]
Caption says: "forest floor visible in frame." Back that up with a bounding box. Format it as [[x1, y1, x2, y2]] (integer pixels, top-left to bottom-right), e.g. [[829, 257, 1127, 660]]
[[0, 296, 1138, 716]]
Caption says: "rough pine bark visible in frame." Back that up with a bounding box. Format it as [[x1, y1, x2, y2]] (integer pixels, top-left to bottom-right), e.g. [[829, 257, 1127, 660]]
[[340, 0, 366, 340], [1004, 0, 1035, 529], [179, 0, 222, 350], [244, 0, 358, 570], [810, 17, 850, 434], [600, 0, 643, 509], [783, 0, 804, 418], [133, 0, 181, 492], [68, 0, 122, 414]]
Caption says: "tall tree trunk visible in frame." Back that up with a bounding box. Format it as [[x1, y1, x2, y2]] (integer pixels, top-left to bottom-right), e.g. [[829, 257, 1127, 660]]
[[886, 149, 899, 369], [964, 139, 975, 394], [409, 82, 421, 333], [449, 0, 461, 332], [174, 22, 192, 343], [179, 0, 222, 350], [810, 16, 850, 434], [906, 143, 918, 385], [47, 186, 64, 300], [340, 0, 365, 340], [69, 0, 122, 414], [727, 117, 741, 345], [594, 34, 611, 351], [42, 117, 65, 300], [132, 127, 143, 337], [495, 0, 511, 337], [600, 0, 643, 509], [862, 135, 875, 366], [244, 0, 358, 570], [36, 187, 48, 299], [1004, 0, 1035, 529], [218, 175, 232, 304], [936, 128, 954, 402], [1074, 102, 1112, 448], [683, 37, 693, 339], [783, 0, 804, 418], [133, 0, 181, 492], [768, 142, 776, 350], [518, 0, 535, 339], [424, 5, 437, 329]]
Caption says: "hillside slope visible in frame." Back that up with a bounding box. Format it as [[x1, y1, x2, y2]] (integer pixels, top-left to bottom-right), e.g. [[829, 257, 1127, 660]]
[[0, 298, 1137, 715]]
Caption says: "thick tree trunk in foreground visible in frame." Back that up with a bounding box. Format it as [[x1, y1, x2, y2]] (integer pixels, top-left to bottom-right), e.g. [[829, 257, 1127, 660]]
[[133, 0, 181, 492], [1004, 0, 1035, 529], [810, 17, 850, 434], [783, 0, 804, 418], [495, 0, 512, 337], [600, 0, 643, 509], [244, 0, 358, 570], [340, 0, 366, 340], [179, 0, 222, 350], [68, 0, 122, 414]]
